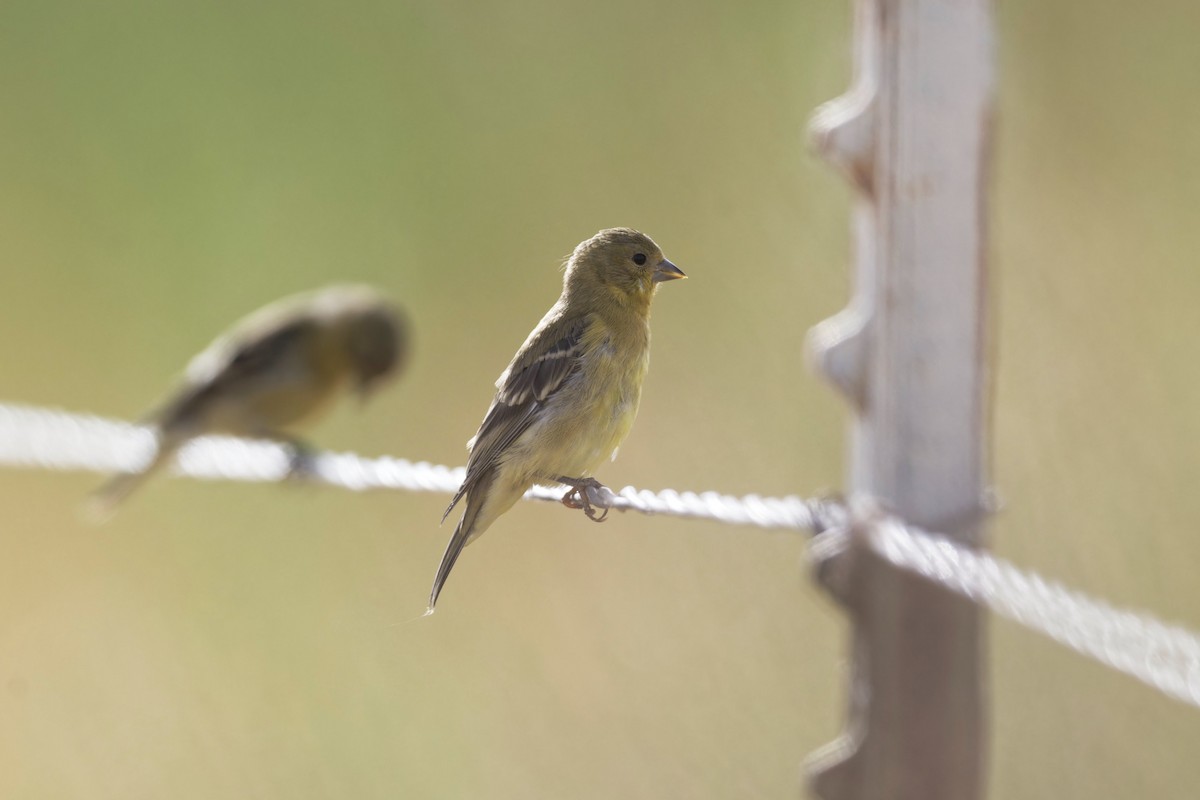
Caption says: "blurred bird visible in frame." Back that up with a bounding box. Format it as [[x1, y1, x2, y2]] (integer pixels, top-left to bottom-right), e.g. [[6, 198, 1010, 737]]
[[87, 285, 408, 519], [430, 228, 686, 611]]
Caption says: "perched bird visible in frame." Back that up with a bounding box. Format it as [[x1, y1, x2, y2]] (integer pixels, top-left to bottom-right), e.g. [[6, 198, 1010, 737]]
[[88, 285, 408, 518], [430, 228, 686, 611]]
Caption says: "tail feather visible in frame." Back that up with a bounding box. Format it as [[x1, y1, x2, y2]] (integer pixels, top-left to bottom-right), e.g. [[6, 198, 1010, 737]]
[[428, 469, 503, 612], [83, 439, 175, 523], [440, 482, 468, 525], [428, 516, 473, 613]]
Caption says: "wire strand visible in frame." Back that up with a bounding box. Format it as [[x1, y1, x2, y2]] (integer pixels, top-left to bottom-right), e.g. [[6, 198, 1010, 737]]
[[1, 400, 1198, 709], [866, 518, 1200, 708], [0, 402, 819, 528]]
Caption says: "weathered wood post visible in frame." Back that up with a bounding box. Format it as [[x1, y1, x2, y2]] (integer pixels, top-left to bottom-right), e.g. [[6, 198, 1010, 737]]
[[805, 0, 995, 798]]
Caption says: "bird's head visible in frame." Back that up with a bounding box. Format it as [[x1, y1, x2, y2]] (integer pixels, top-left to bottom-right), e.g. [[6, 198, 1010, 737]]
[[347, 307, 407, 400], [565, 228, 686, 308]]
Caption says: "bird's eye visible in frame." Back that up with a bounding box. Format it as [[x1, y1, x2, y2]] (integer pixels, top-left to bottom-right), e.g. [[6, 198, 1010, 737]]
[[632, 253, 647, 266]]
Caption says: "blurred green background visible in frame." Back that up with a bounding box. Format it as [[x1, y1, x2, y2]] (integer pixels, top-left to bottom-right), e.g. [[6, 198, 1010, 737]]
[[2, 0, 1199, 797]]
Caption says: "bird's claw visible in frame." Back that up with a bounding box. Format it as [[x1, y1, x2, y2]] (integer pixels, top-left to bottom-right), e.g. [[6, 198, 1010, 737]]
[[284, 440, 318, 482], [561, 478, 609, 523]]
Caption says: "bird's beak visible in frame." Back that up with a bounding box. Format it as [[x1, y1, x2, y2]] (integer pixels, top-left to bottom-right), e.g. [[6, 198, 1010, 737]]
[[652, 258, 687, 283]]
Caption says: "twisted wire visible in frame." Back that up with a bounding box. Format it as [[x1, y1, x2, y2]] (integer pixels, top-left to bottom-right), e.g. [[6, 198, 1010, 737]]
[[867, 519, 1200, 708], [1, 400, 1198, 709], [0, 402, 817, 529]]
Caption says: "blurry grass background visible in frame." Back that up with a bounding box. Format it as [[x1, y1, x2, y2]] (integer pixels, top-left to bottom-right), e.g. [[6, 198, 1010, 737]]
[[1, 0, 1198, 797]]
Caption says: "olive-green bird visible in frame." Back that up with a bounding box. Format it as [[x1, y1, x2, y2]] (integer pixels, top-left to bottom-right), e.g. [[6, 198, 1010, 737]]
[[430, 228, 686, 611], [88, 284, 408, 518]]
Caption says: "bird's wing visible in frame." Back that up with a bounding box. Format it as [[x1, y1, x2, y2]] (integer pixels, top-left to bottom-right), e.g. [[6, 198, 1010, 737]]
[[157, 318, 317, 430], [442, 312, 589, 520]]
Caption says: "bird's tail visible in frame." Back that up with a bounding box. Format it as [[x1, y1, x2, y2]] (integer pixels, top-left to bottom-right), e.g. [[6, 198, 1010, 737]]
[[428, 469, 510, 613], [83, 438, 175, 523]]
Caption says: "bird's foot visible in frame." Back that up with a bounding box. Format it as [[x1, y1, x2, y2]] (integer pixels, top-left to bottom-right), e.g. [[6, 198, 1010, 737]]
[[558, 476, 610, 523], [284, 439, 319, 482]]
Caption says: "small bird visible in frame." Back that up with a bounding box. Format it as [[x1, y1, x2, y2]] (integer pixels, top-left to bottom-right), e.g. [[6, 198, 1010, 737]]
[[430, 228, 686, 611], [88, 284, 408, 518]]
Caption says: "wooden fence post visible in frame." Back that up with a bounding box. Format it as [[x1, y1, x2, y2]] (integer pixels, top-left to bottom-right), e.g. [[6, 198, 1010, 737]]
[[805, 0, 995, 798]]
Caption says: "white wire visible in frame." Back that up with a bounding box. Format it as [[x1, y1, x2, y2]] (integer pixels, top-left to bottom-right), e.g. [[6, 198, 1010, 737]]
[[1, 400, 1198, 710], [0, 402, 818, 529], [866, 519, 1200, 709]]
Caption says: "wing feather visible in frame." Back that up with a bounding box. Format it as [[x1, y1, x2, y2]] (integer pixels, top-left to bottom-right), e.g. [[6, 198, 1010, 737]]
[[443, 314, 588, 520], [158, 319, 315, 430]]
